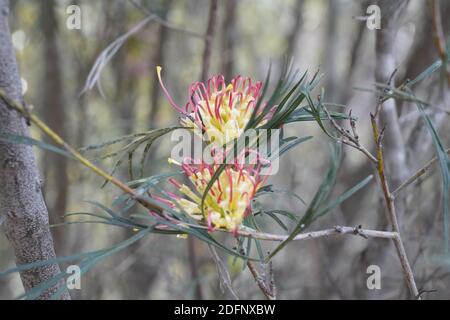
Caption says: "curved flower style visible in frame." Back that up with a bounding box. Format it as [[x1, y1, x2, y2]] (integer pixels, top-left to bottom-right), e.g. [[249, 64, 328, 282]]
[[162, 154, 270, 232], [157, 67, 272, 146]]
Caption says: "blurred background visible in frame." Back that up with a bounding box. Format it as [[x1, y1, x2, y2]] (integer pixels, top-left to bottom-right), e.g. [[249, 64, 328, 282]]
[[1, 0, 450, 299]]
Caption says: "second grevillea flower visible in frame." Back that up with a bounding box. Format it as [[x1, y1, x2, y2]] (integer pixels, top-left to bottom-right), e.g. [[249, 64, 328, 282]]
[[157, 67, 272, 146], [163, 154, 269, 232]]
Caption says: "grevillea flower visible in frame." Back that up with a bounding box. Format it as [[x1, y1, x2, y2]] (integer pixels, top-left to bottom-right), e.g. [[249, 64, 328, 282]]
[[162, 152, 270, 232], [157, 66, 273, 146]]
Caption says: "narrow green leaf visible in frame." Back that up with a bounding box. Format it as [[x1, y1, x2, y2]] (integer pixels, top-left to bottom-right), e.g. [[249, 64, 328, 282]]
[[0, 133, 73, 158], [406, 87, 450, 251]]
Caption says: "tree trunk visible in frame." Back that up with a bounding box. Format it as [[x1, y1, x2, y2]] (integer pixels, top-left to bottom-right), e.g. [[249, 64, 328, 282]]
[[0, 0, 70, 300], [285, 0, 304, 59], [149, 0, 173, 126], [199, 0, 218, 82], [359, 0, 411, 299], [220, 0, 237, 82], [323, 0, 342, 102], [375, 1, 409, 189], [40, 0, 68, 254]]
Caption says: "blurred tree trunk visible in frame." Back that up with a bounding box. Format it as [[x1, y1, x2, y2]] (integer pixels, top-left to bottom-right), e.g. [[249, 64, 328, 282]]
[[113, 4, 136, 135], [149, 0, 173, 126], [186, 0, 220, 300], [200, 0, 218, 82], [405, 0, 450, 164], [220, 0, 237, 82], [40, 0, 68, 253], [375, 1, 409, 189], [314, 0, 344, 296], [115, 61, 136, 135], [359, 0, 411, 299], [285, 0, 304, 59], [323, 0, 342, 102], [72, 0, 89, 151], [342, 0, 366, 103], [75, 61, 88, 150], [116, 1, 174, 299], [320, 2, 368, 297], [0, 0, 69, 299]]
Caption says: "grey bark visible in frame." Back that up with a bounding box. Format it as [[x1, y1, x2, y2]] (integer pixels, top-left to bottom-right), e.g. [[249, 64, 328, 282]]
[[0, 0, 70, 299]]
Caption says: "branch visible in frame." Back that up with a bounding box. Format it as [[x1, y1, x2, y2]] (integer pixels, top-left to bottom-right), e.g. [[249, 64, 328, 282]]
[[234, 225, 397, 241], [392, 148, 450, 198], [246, 260, 276, 300], [159, 217, 398, 241], [208, 245, 239, 300], [0, 88, 164, 214], [370, 112, 420, 299], [372, 5, 419, 298], [323, 106, 378, 163]]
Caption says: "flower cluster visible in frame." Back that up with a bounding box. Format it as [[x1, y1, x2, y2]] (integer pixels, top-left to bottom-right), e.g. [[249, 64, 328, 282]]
[[163, 154, 269, 232], [157, 66, 273, 145], [157, 67, 272, 232]]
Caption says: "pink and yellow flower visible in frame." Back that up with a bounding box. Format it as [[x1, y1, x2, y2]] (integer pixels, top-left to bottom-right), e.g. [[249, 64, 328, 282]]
[[162, 154, 269, 232], [157, 67, 272, 145]]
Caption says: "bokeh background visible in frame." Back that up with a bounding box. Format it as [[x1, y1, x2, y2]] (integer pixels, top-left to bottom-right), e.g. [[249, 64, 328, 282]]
[[1, 0, 450, 299]]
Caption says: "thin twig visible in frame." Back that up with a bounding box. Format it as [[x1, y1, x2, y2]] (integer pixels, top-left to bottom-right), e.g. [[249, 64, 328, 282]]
[[370, 112, 420, 299], [246, 261, 275, 300], [234, 225, 397, 241], [323, 106, 378, 163], [188, 233, 203, 299], [373, 9, 414, 295], [0, 88, 163, 214], [392, 148, 450, 198], [160, 217, 399, 241], [208, 245, 239, 300]]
